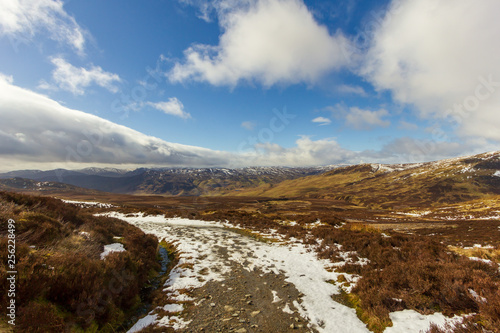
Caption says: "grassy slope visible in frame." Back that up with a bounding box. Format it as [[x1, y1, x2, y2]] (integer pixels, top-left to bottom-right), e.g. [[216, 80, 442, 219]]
[[0, 191, 159, 332], [229, 152, 500, 209]]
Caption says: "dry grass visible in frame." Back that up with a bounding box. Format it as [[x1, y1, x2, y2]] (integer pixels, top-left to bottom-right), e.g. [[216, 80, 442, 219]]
[[0, 191, 160, 332], [2, 186, 500, 333], [449, 246, 500, 264], [310, 225, 500, 333]]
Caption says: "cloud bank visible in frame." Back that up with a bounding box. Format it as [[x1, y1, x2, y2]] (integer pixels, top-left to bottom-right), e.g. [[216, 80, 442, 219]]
[[0, 75, 231, 170], [2, 74, 458, 171], [1, 74, 492, 171]]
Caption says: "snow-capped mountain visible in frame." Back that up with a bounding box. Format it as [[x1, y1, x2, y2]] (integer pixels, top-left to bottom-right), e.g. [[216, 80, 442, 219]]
[[0, 165, 338, 195]]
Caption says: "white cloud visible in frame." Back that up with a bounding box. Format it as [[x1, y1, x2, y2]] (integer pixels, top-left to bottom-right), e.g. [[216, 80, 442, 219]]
[[312, 116, 331, 126], [241, 121, 256, 130], [169, 0, 351, 87], [0, 74, 492, 171], [362, 0, 500, 142], [1, 74, 359, 169], [147, 98, 191, 119], [0, 74, 229, 169], [249, 136, 357, 166], [0, 0, 86, 53], [345, 107, 390, 130], [41, 57, 121, 95], [337, 84, 367, 96]]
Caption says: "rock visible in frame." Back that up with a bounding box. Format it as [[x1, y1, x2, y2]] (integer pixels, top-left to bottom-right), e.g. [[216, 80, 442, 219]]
[[235, 329, 247, 333], [245, 294, 252, 298], [246, 300, 252, 305], [222, 318, 232, 322], [210, 303, 216, 307], [232, 312, 240, 317], [290, 323, 296, 329], [224, 305, 235, 312], [294, 317, 300, 322], [250, 310, 261, 317]]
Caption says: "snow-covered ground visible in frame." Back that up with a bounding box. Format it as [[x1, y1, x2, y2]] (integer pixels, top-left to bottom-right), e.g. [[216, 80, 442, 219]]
[[100, 243, 126, 259], [62, 199, 115, 208], [99, 212, 463, 333]]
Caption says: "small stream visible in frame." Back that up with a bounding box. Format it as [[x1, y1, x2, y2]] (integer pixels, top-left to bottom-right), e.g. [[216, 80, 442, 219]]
[[121, 245, 171, 331]]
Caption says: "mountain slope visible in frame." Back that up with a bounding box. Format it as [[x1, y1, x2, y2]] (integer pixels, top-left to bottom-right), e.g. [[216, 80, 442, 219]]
[[229, 151, 500, 209], [0, 166, 335, 196]]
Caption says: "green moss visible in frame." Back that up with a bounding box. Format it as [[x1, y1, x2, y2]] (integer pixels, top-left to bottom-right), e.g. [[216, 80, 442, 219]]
[[331, 290, 393, 333]]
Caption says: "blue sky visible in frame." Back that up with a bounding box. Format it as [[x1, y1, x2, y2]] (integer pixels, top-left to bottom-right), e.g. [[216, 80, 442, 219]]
[[0, 0, 499, 171]]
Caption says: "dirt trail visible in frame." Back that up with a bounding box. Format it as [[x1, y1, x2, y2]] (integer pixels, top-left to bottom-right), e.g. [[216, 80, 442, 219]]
[[181, 239, 315, 333], [112, 213, 368, 333]]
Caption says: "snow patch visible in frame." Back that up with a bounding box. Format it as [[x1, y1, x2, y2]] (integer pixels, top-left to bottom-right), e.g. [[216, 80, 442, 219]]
[[127, 314, 157, 333], [62, 199, 115, 208], [468, 289, 487, 303], [272, 290, 281, 303], [283, 303, 294, 314], [397, 210, 431, 217], [469, 257, 493, 264], [157, 315, 191, 330], [163, 303, 184, 313], [385, 309, 464, 333], [100, 243, 126, 259]]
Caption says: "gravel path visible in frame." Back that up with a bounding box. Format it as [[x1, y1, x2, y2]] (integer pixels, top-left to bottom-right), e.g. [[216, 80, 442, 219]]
[[103, 213, 368, 333]]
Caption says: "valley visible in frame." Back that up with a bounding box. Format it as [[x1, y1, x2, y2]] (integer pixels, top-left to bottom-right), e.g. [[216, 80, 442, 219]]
[[1, 151, 500, 332]]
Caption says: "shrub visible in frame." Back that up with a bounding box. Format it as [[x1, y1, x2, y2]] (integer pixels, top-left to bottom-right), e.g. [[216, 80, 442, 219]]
[[0, 191, 160, 331], [17, 301, 65, 333]]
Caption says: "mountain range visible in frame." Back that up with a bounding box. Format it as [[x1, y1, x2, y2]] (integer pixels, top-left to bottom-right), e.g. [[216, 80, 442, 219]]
[[1, 151, 499, 209], [233, 151, 500, 208], [0, 166, 336, 196]]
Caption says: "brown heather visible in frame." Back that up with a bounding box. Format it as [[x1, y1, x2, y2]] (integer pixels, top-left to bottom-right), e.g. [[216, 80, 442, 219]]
[[0, 191, 160, 332]]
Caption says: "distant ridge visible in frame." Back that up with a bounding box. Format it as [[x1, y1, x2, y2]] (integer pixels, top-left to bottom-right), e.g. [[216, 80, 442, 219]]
[[0, 166, 337, 196], [2, 151, 499, 204], [226, 151, 500, 208]]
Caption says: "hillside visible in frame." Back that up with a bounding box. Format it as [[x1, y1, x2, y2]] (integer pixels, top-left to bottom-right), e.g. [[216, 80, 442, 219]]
[[0, 191, 160, 331], [0, 177, 103, 195], [229, 151, 500, 209], [0, 166, 335, 196]]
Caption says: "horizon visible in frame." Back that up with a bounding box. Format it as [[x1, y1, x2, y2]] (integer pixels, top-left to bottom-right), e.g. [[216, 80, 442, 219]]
[[1, 0, 499, 171], [1, 149, 499, 174]]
